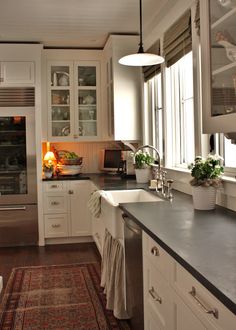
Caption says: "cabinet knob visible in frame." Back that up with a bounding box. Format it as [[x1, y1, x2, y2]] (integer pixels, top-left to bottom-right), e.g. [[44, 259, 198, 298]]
[[51, 201, 60, 206], [50, 184, 58, 188], [52, 224, 61, 228], [74, 134, 78, 139], [151, 246, 160, 256], [68, 190, 74, 194]]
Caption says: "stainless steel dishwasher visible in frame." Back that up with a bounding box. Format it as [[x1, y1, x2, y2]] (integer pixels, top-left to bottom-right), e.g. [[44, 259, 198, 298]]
[[122, 213, 144, 330]]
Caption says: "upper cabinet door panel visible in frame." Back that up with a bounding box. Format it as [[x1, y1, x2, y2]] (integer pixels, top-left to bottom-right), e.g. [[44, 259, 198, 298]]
[[74, 61, 100, 140], [0, 61, 34, 85], [47, 61, 74, 141], [201, 0, 236, 133]]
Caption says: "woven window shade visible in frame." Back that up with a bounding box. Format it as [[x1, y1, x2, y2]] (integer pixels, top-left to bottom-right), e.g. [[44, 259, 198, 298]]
[[195, 0, 200, 36], [163, 9, 192, 67], [142, 40, 161, 82]]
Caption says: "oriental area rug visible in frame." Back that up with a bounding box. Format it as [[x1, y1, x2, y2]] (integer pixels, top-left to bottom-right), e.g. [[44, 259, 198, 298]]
[[0, 263, 130, 330]]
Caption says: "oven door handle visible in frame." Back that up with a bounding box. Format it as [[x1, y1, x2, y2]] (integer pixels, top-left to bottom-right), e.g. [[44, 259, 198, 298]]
[[0, 206, 26, 211]]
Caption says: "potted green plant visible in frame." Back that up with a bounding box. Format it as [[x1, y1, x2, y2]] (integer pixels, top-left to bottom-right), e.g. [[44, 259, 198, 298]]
[[133, 151, 154, 183], [188, 155, 224, 210], [43, 162, 54, 178]]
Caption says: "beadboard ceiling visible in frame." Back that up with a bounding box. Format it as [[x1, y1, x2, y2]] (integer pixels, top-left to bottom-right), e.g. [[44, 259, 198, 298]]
[[0, 0, 170, 48]]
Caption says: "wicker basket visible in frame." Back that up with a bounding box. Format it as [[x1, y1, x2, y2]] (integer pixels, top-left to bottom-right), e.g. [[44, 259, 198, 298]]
[[60, 157, 83, 165]]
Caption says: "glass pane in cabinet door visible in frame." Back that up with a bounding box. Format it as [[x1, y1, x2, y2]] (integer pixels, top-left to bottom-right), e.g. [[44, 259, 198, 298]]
[[51, 66, 70, 87], [78, 90, 96, 105], [51, 122, 70, 137], [0, 117, 27, 195], [51, 90, 70, 105], [52, 106, 70, 121], [209, 0, 236, 116], [79, 105, 96, 120], [79, 122, 97, 137], [78, 66, 96, 86]]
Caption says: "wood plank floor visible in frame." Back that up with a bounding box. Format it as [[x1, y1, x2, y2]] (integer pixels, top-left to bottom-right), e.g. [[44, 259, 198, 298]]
[[0, 242, 101, 293]]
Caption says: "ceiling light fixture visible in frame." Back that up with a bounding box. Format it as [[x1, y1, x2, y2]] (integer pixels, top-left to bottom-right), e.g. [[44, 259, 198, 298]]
[[118, 0, 164, 66]]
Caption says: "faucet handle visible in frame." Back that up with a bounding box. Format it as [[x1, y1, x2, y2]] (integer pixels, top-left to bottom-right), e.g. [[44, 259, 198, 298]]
[[166, 179, 174, 200], [166, 179, 174, 186], [161, 170, 167, 180]]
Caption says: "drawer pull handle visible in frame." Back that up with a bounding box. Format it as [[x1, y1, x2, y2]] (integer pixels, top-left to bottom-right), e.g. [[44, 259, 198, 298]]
[[151, 246, 160, 256], [189, 286, 218, 319], [68, 190, 74, 194], [51, 201, 60, 206], [52, 224, 61, 228], [149, 287, 162, 304], [51, 185, 58, 188]]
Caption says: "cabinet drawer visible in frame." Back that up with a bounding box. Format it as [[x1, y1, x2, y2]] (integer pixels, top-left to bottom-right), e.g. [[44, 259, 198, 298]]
[[43, 181, 67, 192], [43, 195, 68, 214], [143, 232, 174, 282], [175, 263, 236, 330], [143, 257, 174, 330], [44, 214, 69, 238]]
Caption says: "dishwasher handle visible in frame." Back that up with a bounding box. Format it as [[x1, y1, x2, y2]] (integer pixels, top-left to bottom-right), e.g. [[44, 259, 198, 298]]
[[122, 213, 142, 235]]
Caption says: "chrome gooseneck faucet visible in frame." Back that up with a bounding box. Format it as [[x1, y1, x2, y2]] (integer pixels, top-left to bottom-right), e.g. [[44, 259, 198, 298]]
[[133, 144, 161, 172], [133, 144, 173, 200]]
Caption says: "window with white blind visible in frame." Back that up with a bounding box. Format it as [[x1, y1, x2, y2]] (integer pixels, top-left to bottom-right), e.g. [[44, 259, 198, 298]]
[[166, 51, 195, 168]]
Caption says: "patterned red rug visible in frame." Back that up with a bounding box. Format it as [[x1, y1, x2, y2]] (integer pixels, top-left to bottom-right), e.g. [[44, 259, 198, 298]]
[[0, 263, 130, 330]]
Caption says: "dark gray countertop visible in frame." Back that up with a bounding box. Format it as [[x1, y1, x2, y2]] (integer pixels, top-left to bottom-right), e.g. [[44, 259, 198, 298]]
[[119, 191, 236, 316]]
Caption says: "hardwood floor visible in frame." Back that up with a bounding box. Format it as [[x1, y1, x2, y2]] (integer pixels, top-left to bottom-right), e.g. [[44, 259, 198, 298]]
[[0, 242, 101, 293]]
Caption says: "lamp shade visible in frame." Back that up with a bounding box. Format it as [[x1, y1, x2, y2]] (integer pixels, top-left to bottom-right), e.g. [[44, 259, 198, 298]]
[[44, 151, 56, 162], [118, 52, 164, 66]]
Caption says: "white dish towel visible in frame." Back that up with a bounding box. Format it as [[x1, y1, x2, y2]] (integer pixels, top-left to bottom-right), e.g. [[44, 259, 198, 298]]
[[87, 190, 107, 218]]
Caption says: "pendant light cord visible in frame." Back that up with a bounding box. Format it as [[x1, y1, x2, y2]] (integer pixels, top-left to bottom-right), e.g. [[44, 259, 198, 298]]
[[138, 0, 144, 53]]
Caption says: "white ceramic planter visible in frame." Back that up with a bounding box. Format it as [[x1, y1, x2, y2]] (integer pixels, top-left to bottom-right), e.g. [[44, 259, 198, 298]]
[[135, 168, 151, 183], [192, 186, 217, 210]]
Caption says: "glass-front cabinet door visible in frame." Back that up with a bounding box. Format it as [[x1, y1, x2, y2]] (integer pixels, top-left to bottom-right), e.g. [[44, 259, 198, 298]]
[[47, 62, 74, 140], [201, 0, 236, 133], [75, 62, 100, 140]]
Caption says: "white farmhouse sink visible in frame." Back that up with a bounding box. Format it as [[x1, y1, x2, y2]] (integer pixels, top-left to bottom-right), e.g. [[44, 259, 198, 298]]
[[100, 189, 162, 239]]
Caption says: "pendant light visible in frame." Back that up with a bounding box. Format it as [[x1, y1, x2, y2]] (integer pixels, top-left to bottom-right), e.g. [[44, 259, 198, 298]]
[[118, 0, 164, 66]]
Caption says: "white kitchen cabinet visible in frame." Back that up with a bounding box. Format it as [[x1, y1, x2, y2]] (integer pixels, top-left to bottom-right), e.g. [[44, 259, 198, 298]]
[[0, 61, 35, 86], [103, 35, 142, 141], [70, 181, 92, 236], [43, 180, 92, 239], [45, 53, 101, 141], [200, 0, 236, 133], [143, 232, 236, 330]]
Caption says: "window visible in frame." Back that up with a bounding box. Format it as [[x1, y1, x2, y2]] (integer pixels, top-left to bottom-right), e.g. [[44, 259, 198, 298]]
[[144, 73, 163, 161], [166, 51, 195, 168], [224, 138, 236, 168], [212, 134, 236, 174]]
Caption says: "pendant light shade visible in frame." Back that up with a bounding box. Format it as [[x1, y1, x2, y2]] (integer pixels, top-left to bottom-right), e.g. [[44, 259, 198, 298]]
[[118, 0, 164, 66]]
